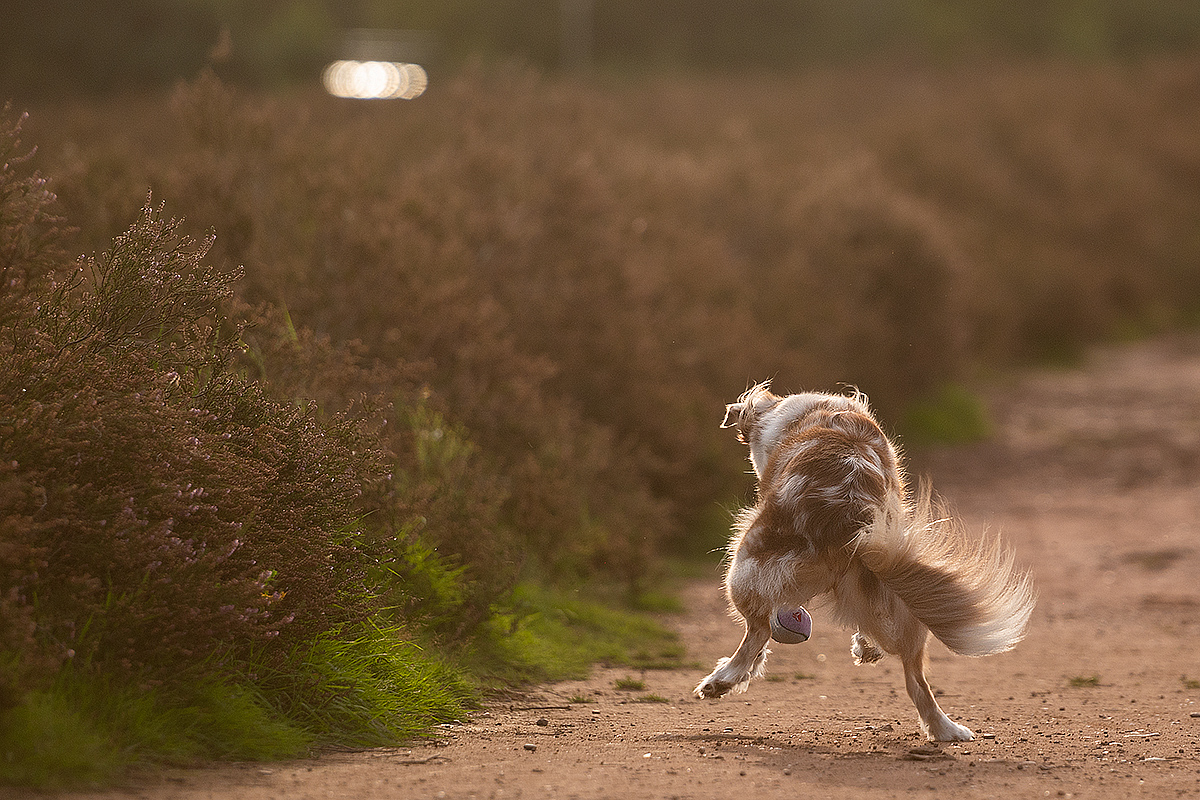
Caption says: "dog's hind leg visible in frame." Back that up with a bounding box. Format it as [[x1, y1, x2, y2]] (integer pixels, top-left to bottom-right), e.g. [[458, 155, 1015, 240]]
[[851, 631, 885, 665], [694, 620, 772, 699], [901, 636, 974, 741]]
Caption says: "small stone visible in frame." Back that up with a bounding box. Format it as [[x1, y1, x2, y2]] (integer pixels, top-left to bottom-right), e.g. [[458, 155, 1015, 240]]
[[536, 718, 549, 727], [523, 743, 537, 752]]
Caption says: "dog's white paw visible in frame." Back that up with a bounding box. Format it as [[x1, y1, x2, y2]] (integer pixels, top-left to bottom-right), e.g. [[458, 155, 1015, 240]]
[[925, 718, 975, 742], [694, 657, 751, 699]]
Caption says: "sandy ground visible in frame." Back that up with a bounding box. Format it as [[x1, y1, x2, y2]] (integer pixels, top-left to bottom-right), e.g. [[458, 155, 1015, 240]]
[[45, 335, 1200, 800]]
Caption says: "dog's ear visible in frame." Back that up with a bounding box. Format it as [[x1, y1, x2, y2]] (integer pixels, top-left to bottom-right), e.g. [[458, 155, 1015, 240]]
[[720, 402, 744, 429]]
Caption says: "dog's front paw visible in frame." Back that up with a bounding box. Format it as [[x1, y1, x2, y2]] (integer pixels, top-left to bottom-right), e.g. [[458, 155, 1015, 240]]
[[694, 657, 746, 699], [694, 675, 732, 699]]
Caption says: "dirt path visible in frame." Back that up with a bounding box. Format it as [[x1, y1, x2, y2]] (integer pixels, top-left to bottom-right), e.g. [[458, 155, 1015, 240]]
[[59, 336, 1200, 800]]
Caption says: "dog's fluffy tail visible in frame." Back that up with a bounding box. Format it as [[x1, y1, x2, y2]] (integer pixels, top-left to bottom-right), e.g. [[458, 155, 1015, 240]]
[[853, 484, 1036, 657]]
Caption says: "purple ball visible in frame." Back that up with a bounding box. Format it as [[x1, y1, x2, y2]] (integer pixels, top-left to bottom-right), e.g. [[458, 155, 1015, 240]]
[[770, 606, 812, 644]]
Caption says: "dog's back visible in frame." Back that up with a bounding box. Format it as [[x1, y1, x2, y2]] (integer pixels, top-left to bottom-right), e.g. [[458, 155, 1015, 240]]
[[738, 399, 902, 565]]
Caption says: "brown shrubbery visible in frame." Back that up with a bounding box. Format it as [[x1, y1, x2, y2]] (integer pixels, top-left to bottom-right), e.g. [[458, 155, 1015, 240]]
[[0, 145, 378, 695], [0, 113, 503, 738]]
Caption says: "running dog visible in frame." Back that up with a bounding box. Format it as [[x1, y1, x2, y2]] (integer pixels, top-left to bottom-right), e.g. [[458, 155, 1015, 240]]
[[694, 382, 1035, 741]]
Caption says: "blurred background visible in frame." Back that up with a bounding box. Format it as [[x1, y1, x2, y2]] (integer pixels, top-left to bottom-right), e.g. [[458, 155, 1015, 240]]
[[4, 0, 1200, 96]]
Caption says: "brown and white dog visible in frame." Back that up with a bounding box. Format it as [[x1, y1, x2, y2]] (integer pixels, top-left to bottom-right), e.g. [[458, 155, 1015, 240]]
[[694, 382, 1035, 741]]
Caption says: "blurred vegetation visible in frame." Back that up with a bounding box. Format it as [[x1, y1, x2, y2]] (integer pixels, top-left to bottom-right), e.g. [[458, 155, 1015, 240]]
[[3, 0, 1200, 97], [902, 383, 993, 447]]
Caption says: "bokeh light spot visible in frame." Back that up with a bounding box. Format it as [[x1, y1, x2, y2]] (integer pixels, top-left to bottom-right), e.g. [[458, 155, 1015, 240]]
[[322, 61, 427, 100]]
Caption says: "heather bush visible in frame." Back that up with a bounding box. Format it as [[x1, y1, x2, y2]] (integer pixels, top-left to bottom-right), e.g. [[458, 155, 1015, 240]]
[[0, 121, 449, 787], [0, 112, 69, 708], [1, 195, 379, 681], [235, 302, 520, 632]]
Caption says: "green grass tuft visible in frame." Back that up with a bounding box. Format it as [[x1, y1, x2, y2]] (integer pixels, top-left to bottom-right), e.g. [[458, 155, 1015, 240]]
[[0, 691, 123, 789], [0, 672, 311, 790], [118, 681, 311, 762], [0, 621, 477, 789], [471, 584, 686, 682], [1069, 674, 1101, 687], [634, 693, 670, 703], [255, 620, 476, 747]]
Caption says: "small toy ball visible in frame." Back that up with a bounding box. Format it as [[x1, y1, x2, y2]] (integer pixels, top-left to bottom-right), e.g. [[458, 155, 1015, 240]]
[[770, 606, 812, 644]]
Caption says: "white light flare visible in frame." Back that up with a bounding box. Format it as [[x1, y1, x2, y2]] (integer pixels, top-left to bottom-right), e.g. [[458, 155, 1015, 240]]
[[322, 61, 428, 100]]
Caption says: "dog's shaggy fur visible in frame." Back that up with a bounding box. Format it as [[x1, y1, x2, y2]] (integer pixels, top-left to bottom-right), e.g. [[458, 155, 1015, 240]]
[[694, 382, 1036, 741]]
